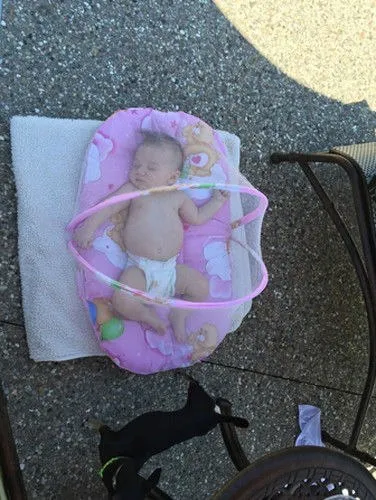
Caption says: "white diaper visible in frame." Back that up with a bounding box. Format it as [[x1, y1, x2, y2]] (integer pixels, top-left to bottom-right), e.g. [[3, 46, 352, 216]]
[[126, 252, 177, 298]]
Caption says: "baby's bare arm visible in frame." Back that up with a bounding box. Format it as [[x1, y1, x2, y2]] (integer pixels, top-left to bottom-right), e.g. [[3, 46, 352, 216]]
[[178, 190, 228, 226], [74, 182, 134, 248]]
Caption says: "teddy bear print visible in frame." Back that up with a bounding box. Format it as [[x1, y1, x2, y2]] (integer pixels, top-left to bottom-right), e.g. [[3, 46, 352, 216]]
[[187, 322, 218, 362], [182, 121, 220, 177]]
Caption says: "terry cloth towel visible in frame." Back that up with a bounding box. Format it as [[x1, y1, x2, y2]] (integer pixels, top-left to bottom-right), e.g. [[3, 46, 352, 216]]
[[10, 116, 242, 362]]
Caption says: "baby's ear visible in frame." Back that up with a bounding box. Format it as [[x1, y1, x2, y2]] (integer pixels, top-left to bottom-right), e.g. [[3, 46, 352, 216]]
[[169, 170, 180, 184]]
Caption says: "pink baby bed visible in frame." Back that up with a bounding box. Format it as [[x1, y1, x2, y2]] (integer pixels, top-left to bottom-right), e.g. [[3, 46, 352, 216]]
[[67, 108, 268, 374]]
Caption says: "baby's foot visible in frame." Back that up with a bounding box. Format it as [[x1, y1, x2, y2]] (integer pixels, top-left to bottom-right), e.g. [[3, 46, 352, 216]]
[[152, 319, 167, 336], [169, 309, 187, 343], [144, 309, 167, 335]]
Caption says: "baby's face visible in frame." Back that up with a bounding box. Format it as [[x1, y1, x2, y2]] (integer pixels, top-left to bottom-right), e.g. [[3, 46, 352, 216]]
[[129, 144, 180, 190]]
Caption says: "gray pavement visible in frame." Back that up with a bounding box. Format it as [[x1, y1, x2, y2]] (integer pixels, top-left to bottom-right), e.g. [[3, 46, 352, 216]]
[[1, 1, 376, 498]]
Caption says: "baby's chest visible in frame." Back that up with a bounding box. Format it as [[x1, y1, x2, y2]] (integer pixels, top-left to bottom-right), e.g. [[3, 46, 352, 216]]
[[131, 196, 179, 216]]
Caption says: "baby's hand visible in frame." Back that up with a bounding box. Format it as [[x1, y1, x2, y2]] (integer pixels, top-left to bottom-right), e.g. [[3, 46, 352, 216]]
[[212, 189, 229, 204], [73, 220, 95, 248]]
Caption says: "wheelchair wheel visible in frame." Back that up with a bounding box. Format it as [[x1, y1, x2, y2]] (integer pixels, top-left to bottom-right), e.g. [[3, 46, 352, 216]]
[[213, 446, 376, 499]]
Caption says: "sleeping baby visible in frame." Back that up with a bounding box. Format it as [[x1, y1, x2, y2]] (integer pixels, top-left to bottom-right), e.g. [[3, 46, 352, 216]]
[[74, 131, 228, 341]]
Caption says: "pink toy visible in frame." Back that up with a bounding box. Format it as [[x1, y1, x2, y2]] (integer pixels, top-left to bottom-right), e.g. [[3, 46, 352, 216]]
[[67, 109, 268, 374]]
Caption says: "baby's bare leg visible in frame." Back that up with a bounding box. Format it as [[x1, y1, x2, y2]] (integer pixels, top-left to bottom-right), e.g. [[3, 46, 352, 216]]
[[170, 264, 209, 342], [112, 266, 166, 334]]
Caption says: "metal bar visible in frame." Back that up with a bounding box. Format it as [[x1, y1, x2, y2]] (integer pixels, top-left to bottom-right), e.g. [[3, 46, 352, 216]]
[[298, 158, 376, 446], [216, 398, 250, 471], [322, 431, 376, 467], [0, 381, 28, 499], [271, 151, 376, 449]]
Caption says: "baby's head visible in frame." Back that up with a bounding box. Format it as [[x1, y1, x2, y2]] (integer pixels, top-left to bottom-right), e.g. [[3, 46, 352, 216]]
[[130, 131, 184, 189]]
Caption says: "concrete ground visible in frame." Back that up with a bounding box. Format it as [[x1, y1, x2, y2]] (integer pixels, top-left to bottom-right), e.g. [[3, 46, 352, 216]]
[[1, 0, 376, 498]]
